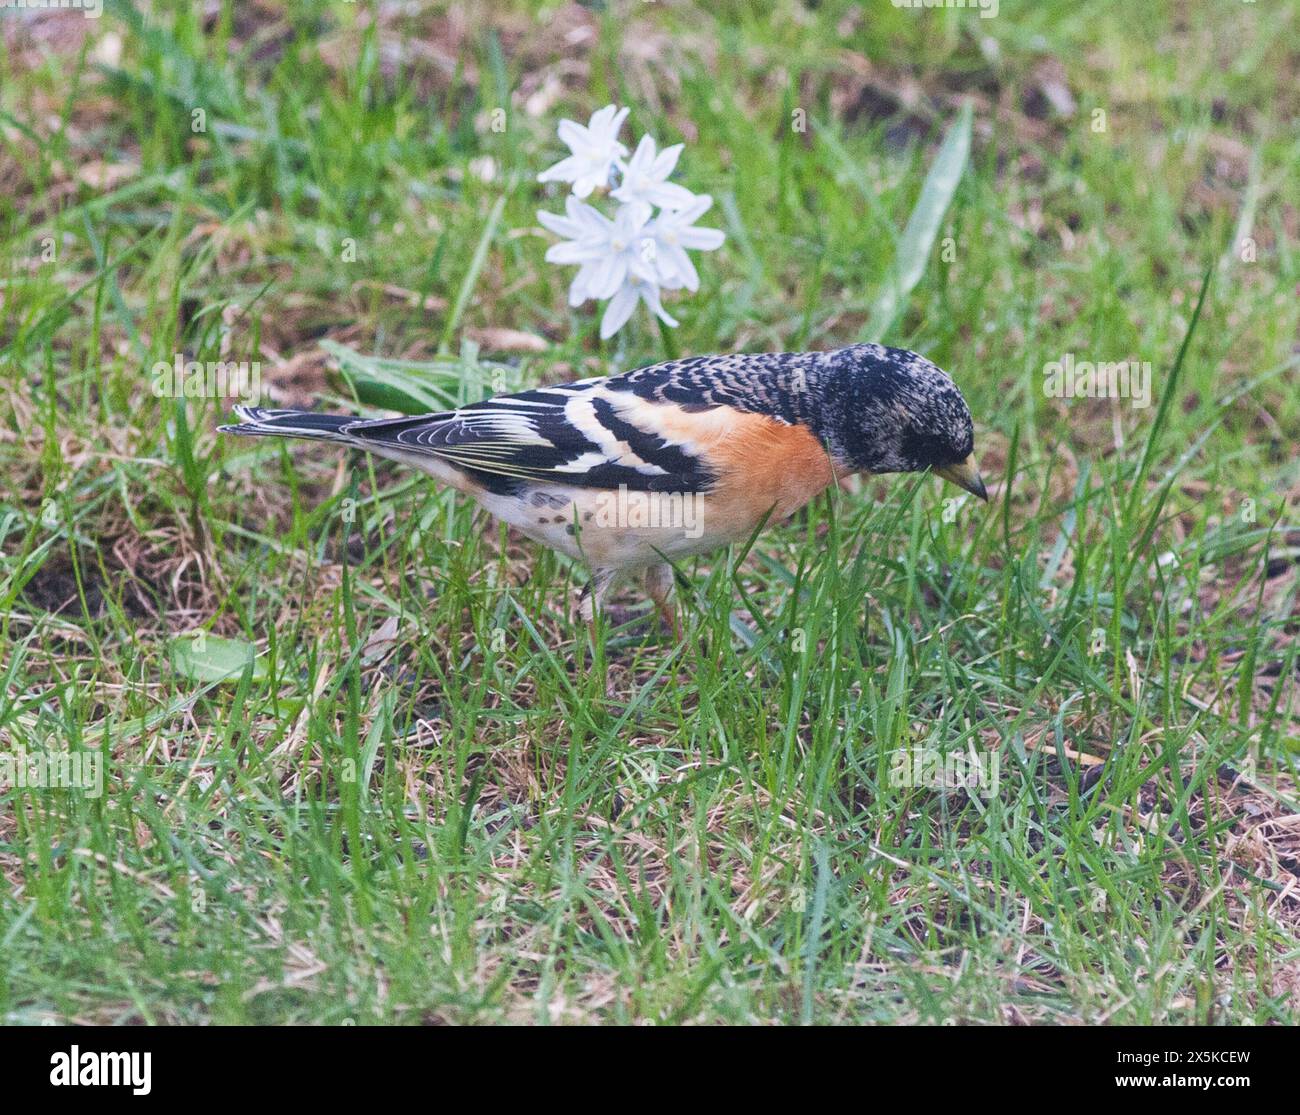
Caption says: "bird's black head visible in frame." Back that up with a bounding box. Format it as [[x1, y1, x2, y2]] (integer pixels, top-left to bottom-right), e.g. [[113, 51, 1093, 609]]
[[811, 344, 986, 499]]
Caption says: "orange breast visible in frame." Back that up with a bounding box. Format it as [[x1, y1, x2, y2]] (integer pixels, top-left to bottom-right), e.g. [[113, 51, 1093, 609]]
[[701, 411, 841, 534]]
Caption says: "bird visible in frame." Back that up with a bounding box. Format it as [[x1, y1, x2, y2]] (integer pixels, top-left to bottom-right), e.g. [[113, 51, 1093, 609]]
[[220, 343, 987, 638]]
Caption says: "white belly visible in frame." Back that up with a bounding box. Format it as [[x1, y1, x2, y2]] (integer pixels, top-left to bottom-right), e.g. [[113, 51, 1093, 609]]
[[478, 483, 728, 570]]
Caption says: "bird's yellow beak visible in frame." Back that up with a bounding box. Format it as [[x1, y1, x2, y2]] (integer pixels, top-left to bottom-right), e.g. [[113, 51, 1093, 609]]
[[935, 456, 989, 502]]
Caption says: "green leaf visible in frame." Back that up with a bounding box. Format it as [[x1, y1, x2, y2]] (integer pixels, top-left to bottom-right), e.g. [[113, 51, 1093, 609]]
[[861, 102, 973, 343], [322, 339, 521, 414], [169, 634, 266, 684]]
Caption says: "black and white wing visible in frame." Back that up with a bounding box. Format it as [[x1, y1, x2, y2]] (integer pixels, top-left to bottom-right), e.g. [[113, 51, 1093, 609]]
[[341, 378, 719, 495]]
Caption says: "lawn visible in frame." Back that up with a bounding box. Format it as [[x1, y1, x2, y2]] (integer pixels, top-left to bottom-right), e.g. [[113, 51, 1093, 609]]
[[2, 0, 1299, 1024]]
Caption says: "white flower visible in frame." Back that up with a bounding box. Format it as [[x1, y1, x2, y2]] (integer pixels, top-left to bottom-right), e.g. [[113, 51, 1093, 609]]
[[643, 194, 725, 292], [533, 105, 724, 339], [537, 197, 656, 307], [610, 135, 698, 215], [536, 105, 629, 199], [536, 195, 610, 305], [601, 278, 679, 340]]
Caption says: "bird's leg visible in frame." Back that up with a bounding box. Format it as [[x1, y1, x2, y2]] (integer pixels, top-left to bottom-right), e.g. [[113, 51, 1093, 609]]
[[577, 566, 619, 641], [577, 567, 619, 697], [644, 562, 680, 640]]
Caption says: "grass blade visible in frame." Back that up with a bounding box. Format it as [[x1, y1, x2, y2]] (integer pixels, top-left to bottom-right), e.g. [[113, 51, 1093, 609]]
[[861, 102, 972, 343]]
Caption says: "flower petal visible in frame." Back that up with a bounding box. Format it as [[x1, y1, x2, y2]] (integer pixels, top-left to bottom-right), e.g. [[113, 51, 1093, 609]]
[[674, 193, 714, 224], [567, 196, 610, 231], [650, 142, 684, 178], [609, 193, 653, 225], [537, 208, 580, 237], [626, 134, 656, 174], [537, 155, 583, 184], [546, 241, 602, 265], [662, 243, 698, 290], [600, 282, 639, 339], [569, 268, 596, 306], [641, 284, 679, 328], [592, 253, 627, 300], [602, 106, 630, 140], [645, 181, 698, 210], [678, 226, 725, 251], [613, 202, 650, 238], [557, 118, 587, 150], [628, 245, 659, 285]]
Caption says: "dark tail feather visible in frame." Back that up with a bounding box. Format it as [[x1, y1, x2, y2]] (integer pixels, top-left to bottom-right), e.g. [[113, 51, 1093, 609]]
[[218, 406, 357, 443]]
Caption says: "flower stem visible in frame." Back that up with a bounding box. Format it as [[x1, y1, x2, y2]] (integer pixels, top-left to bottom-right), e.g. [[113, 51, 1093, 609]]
[[657, 318, 680, 360]]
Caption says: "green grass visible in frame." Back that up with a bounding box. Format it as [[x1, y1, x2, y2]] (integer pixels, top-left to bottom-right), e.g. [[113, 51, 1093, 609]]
[[2, 0, 1299, 1024]]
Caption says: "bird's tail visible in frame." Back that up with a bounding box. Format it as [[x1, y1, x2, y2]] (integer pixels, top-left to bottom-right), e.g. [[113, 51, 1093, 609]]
[[218, 405, 358, 444]]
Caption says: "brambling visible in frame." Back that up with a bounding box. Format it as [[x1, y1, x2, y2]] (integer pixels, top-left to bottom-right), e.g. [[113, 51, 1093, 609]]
[[221, 343, 986, 636]]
